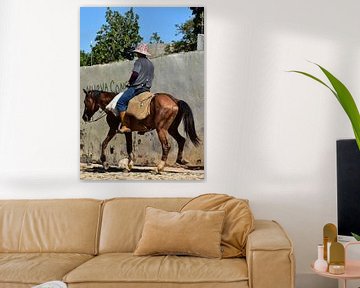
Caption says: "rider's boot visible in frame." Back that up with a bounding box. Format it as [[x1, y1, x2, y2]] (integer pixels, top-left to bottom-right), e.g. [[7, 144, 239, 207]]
[[118, 111, 131, 133]]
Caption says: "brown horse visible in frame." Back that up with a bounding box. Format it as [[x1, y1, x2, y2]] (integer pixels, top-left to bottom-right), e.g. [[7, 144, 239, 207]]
[[82, 89, 200, 173]]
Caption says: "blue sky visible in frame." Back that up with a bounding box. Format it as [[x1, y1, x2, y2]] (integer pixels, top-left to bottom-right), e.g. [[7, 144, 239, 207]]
[[80, 7, 193, 52]]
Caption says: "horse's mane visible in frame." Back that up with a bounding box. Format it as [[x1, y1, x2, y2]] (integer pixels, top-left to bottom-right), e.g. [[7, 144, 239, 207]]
[[88, 90, 117, 96], [87, 90, 117, 101]]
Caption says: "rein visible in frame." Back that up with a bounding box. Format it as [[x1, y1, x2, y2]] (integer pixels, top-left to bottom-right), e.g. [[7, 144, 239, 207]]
[[88, 108, 108, 123]]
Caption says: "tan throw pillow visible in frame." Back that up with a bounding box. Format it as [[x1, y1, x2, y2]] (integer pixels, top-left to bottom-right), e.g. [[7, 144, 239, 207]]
[[181, 194, 255, 258], [134, 207, 225, 258]]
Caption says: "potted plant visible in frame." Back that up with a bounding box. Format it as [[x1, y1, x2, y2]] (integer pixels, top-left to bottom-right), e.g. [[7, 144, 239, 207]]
[[290, 63, 360, 241]]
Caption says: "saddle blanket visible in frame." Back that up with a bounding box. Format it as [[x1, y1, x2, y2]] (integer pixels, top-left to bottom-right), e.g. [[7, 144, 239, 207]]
[[105, 91, 154, 120]]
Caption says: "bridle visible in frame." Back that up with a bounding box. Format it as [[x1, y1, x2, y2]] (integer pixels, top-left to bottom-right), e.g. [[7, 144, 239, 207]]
[[84, 91, 109, 123], [87, 109, 107, 123]]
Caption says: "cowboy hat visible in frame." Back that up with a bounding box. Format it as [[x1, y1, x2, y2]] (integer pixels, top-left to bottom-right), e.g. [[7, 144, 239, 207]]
[[133, 43, 151, 56]]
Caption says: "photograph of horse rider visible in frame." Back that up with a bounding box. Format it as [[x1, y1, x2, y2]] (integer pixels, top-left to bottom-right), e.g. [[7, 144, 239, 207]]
[[116, 43, 154, 133]]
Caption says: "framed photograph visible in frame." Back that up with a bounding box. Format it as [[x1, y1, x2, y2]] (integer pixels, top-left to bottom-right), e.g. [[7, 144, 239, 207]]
[[80, 7, 204, 180]]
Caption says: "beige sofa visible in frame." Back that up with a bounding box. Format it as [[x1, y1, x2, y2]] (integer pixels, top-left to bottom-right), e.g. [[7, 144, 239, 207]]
[[0, 198, 295, 288]]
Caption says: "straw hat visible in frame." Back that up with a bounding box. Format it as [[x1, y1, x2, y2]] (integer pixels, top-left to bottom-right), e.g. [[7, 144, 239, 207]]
[[133, 43, 151, 56]]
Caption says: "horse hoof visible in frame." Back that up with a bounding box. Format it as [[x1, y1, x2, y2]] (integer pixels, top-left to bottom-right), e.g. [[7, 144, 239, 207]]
[[119, 158, 129, 170], [103, 162, 110, 170], [176, 159, 189, 166], [128, 160, 134, 170], [156, 161, 166, 173]]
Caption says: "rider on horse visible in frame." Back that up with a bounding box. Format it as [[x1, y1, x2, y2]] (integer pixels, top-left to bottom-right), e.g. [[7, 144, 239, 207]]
[[116, 43, 154, 133]]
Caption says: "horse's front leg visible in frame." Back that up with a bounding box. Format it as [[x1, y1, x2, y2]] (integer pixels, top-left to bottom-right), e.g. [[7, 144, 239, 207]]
[[101, 129, 117, 170], [124, 132, 134, 171]]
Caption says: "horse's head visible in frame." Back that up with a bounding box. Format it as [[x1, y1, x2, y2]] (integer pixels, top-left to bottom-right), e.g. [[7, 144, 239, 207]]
[[82, 89, 100, 122]]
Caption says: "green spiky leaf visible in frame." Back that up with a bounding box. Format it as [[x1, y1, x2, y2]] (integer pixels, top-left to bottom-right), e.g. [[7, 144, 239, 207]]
[[351, 232, 360, 241], [290, 64, 360, 151]]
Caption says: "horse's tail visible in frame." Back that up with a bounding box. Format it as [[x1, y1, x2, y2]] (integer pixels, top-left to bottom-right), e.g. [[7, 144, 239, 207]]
[[178, 100, 201, 147]]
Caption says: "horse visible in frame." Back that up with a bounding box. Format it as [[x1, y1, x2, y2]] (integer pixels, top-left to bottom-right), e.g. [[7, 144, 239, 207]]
[[81, 89, 200, 173]]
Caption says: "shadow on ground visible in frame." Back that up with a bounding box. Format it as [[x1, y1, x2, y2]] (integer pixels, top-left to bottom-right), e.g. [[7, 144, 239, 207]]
[[82, 164, 204, 174]]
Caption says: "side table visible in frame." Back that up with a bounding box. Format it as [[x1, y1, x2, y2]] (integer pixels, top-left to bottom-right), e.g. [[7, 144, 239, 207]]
[[311, 242, 360, 288]]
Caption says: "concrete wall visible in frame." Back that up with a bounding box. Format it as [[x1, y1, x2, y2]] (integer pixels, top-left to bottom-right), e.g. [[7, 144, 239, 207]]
[[80, 51, 204, 166], [147, 43, 167, 57]]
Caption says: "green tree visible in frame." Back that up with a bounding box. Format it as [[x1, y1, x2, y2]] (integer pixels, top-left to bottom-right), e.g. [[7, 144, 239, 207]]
[[166, 7, 204, 54], [190, 7, 204, 35], [149, 32, 164, 44], [91, 8, 142, 65], [80, 50, 91, 66]]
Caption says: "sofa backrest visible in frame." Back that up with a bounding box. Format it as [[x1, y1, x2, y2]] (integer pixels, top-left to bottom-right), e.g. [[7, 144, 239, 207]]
[[99, 197, 190, 253], [0, 199, 102, 254]]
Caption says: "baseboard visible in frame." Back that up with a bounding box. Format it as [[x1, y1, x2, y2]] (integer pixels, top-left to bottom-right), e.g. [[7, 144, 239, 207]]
[[296, 273, 337, 288]]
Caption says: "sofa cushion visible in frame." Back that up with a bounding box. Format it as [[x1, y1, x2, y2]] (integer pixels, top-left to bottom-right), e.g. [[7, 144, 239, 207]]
[[134, 207, 225, 258], [67, 282, 249, 288], [63, 253, 248, 284], [0, 284, 33, 288], [181, 194, 254, 258], [99, 198, 190, 253], [0, 253, 93, 285], [0, 199, 102, 254]]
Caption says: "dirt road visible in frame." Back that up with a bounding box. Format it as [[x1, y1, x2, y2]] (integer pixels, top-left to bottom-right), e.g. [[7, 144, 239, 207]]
[[80, 163, 204, 181]]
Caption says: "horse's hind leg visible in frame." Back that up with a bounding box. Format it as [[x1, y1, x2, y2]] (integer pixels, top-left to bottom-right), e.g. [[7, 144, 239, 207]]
[[124, 132, 134, 171], [156, 128, 171, 173], [168, 124, 187, 165], [155, 106, 179, 173], [101, 129, 117, 170]]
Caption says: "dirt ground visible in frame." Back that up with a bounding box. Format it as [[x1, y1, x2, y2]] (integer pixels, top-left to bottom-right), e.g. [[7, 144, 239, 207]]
[[80, 163, 204, 181]]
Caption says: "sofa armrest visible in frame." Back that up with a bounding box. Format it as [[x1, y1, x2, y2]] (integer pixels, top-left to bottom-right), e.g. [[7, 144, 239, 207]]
[[246, 220, 295, 288]]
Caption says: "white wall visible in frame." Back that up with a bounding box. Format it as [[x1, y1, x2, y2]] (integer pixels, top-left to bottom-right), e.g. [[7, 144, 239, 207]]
[[1, 0, 359, 287]]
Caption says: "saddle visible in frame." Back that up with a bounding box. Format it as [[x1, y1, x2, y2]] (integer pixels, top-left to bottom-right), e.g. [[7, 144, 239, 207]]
[[127, 91, 154, 120], [105, 91, 154, 120]]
